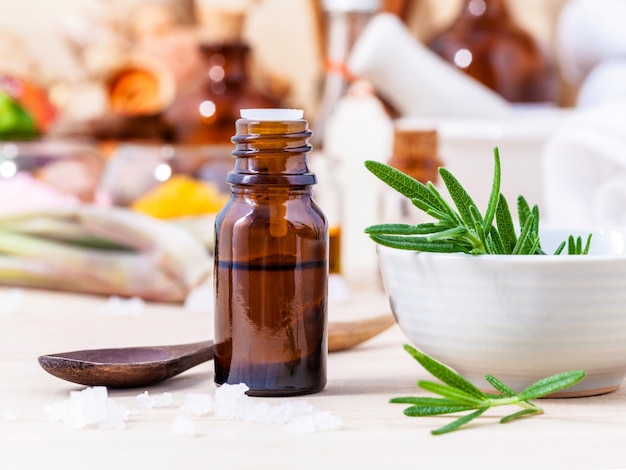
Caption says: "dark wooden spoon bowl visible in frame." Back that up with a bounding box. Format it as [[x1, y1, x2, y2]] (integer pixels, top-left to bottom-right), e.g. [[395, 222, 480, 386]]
[[38, 341, 214, 388]]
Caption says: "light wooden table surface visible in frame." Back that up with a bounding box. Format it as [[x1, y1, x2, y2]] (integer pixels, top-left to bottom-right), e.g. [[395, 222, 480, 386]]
[[1, 287, 625, 469]]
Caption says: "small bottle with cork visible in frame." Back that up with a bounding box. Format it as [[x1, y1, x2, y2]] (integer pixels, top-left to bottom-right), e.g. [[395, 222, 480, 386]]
[[379, 126, 442, 226], [214, 108, 328, 397]]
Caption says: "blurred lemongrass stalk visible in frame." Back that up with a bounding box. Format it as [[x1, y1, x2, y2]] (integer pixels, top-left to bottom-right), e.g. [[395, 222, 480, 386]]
[[0, 206, 213, 302]]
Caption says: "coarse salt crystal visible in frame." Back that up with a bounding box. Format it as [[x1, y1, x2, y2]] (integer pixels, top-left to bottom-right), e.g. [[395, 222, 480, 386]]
[[44, 386, 129, 429], [180, 393, 212, 416], [136, 391, 175, 409], [170, 415, 196, 437], [213, 383, 250, 419], [213, 383, 342, 432]]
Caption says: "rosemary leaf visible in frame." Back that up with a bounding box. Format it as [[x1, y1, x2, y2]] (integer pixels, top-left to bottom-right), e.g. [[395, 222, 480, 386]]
[[439, 167, 480, 228], [512, 212, 535, 255], [517, 195, 532, 229], [403, 345, 487, 400], [426, 182, 464, 225], [403, 404, 478, 417], [390, 396, 470, 406], [418, 380, 488, 406], [482, 147, 501, 234], [518, 370, 586, 401], [583, 234, 593, 254], [488, 225, 506, 255], [364, 160, 445, 212], [554, 241, 566, 255], [367, 234, 470, 253], [495, 193, 517, 252], [484, 374, 517, 397], [431, 408, 489, 435], [364, 223, 447, 236], [500, 408, 543, 424]]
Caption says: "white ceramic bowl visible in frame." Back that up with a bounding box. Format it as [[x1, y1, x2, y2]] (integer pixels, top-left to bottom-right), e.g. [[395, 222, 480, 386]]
[[377, 227, 626, 397]]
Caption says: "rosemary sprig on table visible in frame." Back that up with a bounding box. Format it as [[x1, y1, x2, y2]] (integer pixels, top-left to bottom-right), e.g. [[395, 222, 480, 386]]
[[392, 345, 586, 435], [364, 147, 592, 255]]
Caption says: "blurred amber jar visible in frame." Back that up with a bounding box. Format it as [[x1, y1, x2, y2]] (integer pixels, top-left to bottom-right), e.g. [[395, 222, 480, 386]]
[[426, 0, 557, 104], [164, 41, 279, 146]]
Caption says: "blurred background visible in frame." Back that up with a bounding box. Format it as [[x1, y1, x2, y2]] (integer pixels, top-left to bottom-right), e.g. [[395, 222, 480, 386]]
[[0, 0, 573, 117], [1, 0, 625, 296]]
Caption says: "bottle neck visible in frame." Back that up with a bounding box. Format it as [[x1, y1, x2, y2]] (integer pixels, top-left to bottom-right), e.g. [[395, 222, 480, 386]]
[[228, 119, 316, 186]]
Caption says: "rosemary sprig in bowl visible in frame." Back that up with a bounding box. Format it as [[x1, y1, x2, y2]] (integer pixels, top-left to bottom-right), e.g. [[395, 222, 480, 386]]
[[364, 147, 591, 255]]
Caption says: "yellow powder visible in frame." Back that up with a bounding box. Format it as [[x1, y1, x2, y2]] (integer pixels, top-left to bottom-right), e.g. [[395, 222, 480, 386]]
[[131, 175, 228, 219]]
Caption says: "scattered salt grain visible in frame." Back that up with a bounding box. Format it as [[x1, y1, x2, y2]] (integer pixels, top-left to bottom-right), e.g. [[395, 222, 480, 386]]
[[44, 386, 129, 429], [4, 408, 19, 420], [213, 383, 250, 419], [42, 385, 340, 434], [171, 415, 196, 437], [98, 296, 145, 316], [180, 393, 213, 416], [184, 284, 214, 314], [0, 289, 23, 315], [213, 383, 342, 433], [136, 391, 175, 408]]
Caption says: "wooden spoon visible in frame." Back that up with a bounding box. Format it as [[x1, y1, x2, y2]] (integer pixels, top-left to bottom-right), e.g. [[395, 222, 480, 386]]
[[38, 314, 396, 388]]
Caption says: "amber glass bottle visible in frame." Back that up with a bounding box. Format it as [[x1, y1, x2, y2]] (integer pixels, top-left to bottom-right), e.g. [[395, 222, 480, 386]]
[[426, 0, 557, 104], [214, 109, 328, 397], [379, 127, 442, 227]]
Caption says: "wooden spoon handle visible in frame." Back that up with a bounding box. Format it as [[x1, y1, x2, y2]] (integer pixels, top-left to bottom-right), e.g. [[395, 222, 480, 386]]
[[328, 314, 396, 352]]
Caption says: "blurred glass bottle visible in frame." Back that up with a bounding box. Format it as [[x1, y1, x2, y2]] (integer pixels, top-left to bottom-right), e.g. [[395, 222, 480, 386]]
[[310, 0, 380, 280], [313, 0, 380, 147], [426, 0, 557, 104], [164, 10, 279, 151]]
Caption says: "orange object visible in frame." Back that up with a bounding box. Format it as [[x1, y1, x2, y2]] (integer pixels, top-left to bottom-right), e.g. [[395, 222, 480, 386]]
[[107, 67, 163, 116], [0, 73, 58, 132]]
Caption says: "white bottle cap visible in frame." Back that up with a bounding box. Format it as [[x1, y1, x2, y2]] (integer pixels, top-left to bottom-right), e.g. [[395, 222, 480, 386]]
[[240, 108, 304, 121], [322, 0, 380, 12]]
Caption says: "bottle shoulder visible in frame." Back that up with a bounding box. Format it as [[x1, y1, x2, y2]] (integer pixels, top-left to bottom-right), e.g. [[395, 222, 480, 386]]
[[217, 193, 327, 226]]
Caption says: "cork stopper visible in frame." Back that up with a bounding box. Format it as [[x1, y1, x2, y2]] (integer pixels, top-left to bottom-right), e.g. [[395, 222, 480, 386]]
[[388, 128, 442, 183]]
